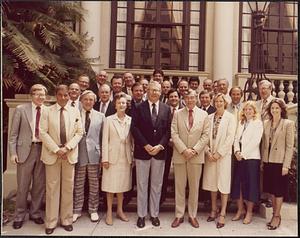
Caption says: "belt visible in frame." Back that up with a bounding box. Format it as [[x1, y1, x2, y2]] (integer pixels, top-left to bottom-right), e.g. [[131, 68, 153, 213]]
[[32, 142, 42, 145]]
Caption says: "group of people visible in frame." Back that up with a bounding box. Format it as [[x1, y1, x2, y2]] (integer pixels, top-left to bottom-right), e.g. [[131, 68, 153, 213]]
[[9, 69, 295, 235]]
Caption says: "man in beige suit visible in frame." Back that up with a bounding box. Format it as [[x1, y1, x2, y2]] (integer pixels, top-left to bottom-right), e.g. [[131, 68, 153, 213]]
[[40, 85, 83, 235], [171, 89, 209, 228]]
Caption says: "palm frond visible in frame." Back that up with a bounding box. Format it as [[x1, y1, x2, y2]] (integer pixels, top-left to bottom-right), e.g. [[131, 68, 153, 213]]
[[3, 20, 46, 71], [39, 25, 61, 51], [50, 1, 86, 21], [3, 74, 26, 92]]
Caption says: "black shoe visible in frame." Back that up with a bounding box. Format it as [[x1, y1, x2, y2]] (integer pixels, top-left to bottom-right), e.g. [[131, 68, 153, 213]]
[[137, 217, 145, 228], [13, 221, 23, 229], [150, 217, 160, 227], [29, 217, 44, 224], [265, 200, 272, 208], [45, 228, 55, 235], [61, 224, 73, 232]]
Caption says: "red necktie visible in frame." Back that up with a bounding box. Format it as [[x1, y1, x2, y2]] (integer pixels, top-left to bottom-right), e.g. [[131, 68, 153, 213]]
[[188, 109, 193, 129], [35, 106, 41, 139]]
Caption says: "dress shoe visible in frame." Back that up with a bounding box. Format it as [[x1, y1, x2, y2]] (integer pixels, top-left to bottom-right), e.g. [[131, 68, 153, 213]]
[[105, 214, 113, 226], [188, 217, 199, 228], [29, 217, 44, 224], [207, 210, 218, 222], [61, 224, 73, 232], [242, 212, 253, 224], [231, 211, 246, 221], [116, 213, 129, 222], [45, 228, 55, 235], [73, 213, 81, 223], [136, 217, 145, 228], [267, 215, 281, 230], [13, 221, 23, 229], [265, 200, 273, 208], [90, 212, 99, 222], [171, 217, 184, 228], [216, 214, 226, 229], [150, 217, 160, 227]]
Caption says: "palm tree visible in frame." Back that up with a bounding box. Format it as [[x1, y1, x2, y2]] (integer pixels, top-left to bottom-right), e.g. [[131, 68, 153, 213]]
[[2, 1, 96, 94]]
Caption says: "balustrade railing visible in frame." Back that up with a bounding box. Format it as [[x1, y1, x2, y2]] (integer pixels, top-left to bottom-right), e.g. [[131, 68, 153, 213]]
[[235, 73, 298, 105]]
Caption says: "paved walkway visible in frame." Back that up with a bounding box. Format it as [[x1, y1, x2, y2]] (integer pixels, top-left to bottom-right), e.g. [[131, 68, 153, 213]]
[[1, 211, 297, 236]]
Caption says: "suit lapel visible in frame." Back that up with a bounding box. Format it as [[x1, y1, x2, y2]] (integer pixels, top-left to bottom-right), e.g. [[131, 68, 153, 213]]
[[271, 119, 284, 149], [112, 114, 123, 139], [214, 111, 227, 152], [24, 103, 34, 132], [144, 101, 153, 128]]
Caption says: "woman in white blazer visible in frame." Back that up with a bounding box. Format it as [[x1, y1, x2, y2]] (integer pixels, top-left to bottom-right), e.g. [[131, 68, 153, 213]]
[[101, 93, 133, 226], [202, 93, 235, 228], [231, 101, 263, 224]]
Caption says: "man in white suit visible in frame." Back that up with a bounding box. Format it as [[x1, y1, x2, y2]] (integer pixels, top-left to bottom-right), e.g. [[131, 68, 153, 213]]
[[171, 89, 209, 228], [9, 84, 48, 229], [40, 84, 83, 234]]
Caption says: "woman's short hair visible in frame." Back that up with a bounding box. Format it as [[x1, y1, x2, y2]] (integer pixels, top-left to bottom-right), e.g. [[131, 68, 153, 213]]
[[267, 98, 288, 119], [239, 101, 259, 124], [113, 92, 128, 106], [79, 90, 97, 102], [212, 93, 228, 109]]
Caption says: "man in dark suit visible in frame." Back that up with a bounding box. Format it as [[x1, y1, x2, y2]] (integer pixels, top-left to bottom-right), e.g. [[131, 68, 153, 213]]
[[160, 89, 183, 206], [93, 84, 116, 117], [122, 72, 135, 96], [199, 90, 216, 114], [9, 84, 48, 229], [123, 82, 144, 207], [198, 89, 215, 207], [90, 70, 108, 100], [160, 80, 172, 103], [131, 81, 171, 228]]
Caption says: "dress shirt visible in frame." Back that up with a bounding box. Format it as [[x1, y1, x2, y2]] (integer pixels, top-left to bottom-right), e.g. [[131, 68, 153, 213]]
[[68, 98, 79, 108], [148, 100, 159, 117], [81, 108, 94, 134], [185, 106, 196, 128]]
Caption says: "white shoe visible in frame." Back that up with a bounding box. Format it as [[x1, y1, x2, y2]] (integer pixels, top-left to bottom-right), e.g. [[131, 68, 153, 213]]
[[73, 213, 81, 223], [90, 212, 99, 222]]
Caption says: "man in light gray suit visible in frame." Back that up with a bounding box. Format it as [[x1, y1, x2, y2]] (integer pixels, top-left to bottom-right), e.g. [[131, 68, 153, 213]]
[[9, 84, 48, 229], [73, 90, 105, 223]]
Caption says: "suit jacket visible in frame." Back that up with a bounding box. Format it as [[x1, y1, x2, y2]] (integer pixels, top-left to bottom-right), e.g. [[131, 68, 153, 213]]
[[256, 95, 275, 121], [90, 82, 100, 100], [261, 119, 295, 168], [94, 100, 116, 117], [201, 105, 216, 115], [131, 100, 171, 160], [206, 110, 235, 157], [234, 118, 263, 160], [9, 103, 45, 163], [171, 107, 209, 164], [78, 109, 105, 165], [40, 103, 84, 165], [102, 114, 133, 164]]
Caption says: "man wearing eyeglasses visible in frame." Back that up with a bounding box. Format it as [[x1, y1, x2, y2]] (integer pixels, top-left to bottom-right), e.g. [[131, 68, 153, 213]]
[[9, 84, 48, 230]]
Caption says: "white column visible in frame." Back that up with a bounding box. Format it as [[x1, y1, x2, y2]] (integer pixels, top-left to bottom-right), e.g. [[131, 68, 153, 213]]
[[81, 1, 102, 73], [213, 2, 235, 86]]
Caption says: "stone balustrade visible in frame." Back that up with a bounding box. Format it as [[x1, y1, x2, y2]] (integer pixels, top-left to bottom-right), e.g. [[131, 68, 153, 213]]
[[235, 73, 298, 105]]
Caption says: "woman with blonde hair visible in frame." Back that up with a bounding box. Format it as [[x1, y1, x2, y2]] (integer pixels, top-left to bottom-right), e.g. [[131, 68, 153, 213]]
[[231, 101, 263, 224], [202, 93, 235, 228], [261, 98, 295, 230]]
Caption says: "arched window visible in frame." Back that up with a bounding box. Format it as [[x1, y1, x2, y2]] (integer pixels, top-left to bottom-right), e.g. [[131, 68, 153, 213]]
[[239, 2, 298, 75], [110, 1, 206, 70]]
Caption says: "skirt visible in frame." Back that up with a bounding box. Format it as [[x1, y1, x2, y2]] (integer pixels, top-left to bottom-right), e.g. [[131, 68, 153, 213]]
[[231, 159, 260, 203], [263, 162, 288, 198]]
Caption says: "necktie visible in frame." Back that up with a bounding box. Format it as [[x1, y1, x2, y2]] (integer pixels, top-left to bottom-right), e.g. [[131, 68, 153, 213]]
[[60, 107, 67, 145], [188, 109, 193, 129], [71, 101, 75, 107], [35, 106, 41, 139], [85, 110, 91, 134], [172, 107, 176, 118], [151, 103, 157, 125], [101, 102, 106, 114], [262, 99, 267, 120]]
